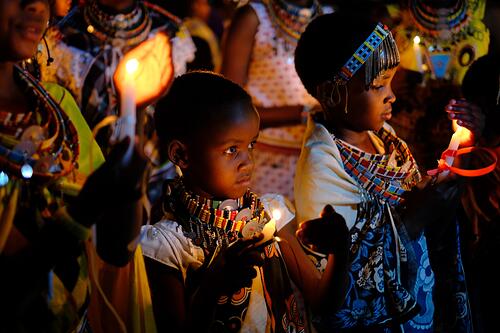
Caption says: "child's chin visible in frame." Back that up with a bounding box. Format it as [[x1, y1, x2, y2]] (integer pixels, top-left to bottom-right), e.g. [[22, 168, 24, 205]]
[[231, 187, 249, 199]]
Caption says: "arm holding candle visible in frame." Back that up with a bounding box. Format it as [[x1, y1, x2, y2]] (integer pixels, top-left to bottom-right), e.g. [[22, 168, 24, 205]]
[[277, 205, 350, 313], [68, 138, 149, 266], [431, 98, 486, 181]]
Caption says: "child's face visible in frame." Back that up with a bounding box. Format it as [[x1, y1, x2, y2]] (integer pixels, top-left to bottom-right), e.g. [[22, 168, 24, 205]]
[[183, 104, 260, 199], [343, 67, 397, 132], [0, 0, 50, 62]]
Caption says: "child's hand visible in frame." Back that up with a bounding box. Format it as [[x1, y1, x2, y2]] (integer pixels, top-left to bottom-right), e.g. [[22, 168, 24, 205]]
[[206, 234, 266, 296], [296, 205, 349, 255], [69, 137, 149, 227], [446, 98, 485, 141], [401, 177, 459, 239]]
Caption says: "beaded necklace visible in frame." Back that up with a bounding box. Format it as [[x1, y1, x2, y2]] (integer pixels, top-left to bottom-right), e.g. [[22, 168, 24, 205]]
[[409, 0, 471, 37], [334, 127, 421, 205], [83, 0, 153, 47], [263, 0, 322, 52], [162, 178, 270, 252], [0, 65, 79, 184]]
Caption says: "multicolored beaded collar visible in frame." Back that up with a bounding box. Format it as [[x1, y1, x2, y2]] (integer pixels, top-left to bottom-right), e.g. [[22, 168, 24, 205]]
[[83, 0, 152, 47], [409, 0, 471, 37], [264, 0, 322, 51], [333, 22, 400, 87], [0, 66, 79, 184], [334, 127, 421, 205], [163, 178, 270, 250]]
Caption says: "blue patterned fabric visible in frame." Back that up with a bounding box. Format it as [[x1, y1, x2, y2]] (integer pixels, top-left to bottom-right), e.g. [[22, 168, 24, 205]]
[[313, 196, 435, 332], [427, 219, 473, 333], [403, 236, 434, 332]]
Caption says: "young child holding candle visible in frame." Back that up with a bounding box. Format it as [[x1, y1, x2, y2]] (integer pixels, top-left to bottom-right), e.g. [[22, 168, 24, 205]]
[[142, 71, 352, 332], [141, 71, 308, 333], [289, 11, 483, 332]]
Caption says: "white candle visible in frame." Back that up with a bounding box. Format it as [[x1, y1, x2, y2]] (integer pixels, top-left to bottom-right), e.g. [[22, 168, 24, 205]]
[[441, 125, 464, 177], [119, 58, 139, 163], [413, 36, 423, 73]]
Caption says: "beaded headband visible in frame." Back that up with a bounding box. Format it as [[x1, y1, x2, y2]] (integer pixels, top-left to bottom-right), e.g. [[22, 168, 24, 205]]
[[333, 22, 400, 87]]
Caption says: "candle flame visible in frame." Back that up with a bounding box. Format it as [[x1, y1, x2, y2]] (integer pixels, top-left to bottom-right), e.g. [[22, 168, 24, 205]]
[[114, 32, 174, 106], [452, 120, 473, 144], [125, 58, 139, 74], [413, 36, 421, 45], [272, 209, 282, 221]]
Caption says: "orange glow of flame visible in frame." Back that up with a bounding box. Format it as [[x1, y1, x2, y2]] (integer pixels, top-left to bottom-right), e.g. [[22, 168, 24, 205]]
[[451, 119, 473, 145], [114, 32, 174, 106]]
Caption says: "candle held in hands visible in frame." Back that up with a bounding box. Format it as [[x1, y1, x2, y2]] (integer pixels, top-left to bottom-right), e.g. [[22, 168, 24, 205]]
[[119, 58, 139, 163]]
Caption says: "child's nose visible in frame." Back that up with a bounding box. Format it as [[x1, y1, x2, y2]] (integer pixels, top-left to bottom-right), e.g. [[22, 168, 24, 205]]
[[385, 87, 396, 104], [239, 151, 254, 172]]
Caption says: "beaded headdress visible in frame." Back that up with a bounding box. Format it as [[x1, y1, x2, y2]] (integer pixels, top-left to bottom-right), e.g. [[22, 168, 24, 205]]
[[333, 22, 400, 87]]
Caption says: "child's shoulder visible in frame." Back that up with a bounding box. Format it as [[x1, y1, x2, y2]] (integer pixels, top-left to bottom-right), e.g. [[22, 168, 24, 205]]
[[303, 116, 335, 148], [141, 220, 204, 280]]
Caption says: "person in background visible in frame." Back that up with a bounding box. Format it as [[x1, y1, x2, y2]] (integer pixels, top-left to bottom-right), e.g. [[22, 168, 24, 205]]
[[0, 0, 147, 331]]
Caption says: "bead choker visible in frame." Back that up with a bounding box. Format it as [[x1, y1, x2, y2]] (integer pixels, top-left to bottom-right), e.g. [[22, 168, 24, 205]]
[[162, 178, 270, 250]]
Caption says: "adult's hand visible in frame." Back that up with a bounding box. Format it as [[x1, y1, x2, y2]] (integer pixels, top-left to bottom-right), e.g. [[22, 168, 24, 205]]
[[446, 98, 485, 143]]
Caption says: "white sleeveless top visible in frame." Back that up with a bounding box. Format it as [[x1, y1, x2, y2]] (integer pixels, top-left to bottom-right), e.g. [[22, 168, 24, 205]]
[[245, 2, 317, 108]]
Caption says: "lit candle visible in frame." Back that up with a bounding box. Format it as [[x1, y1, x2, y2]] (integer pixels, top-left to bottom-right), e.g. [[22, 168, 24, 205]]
[[413, 36, 423, 73], [272, 209, 282, 221], [441, 121, 471, 177], [119, 58, 139, 163]]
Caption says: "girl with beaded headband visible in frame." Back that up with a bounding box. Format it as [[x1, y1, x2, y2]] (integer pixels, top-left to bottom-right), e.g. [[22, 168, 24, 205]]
[[141, 71, 350, 333], [288, 11, 483, 332], [0, 0, 149, 331]]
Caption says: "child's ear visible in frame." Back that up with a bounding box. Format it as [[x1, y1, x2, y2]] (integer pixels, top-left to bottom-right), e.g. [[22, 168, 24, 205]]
[[317, 81, 339, 109], [167, 140, 189, 169]]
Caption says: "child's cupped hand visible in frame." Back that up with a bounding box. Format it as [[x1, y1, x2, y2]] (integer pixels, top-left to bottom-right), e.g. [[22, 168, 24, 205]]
[[296, 205, 349, 256], [205, 234, 266, 296], [446, 98, 485, 141]]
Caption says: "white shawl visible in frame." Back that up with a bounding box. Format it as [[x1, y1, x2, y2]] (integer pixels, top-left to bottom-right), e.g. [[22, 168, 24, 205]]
[[294, 117, 393, 229]]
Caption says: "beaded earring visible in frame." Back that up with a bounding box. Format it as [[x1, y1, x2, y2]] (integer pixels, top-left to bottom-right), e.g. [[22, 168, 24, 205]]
[[317, 81, 349, 114]]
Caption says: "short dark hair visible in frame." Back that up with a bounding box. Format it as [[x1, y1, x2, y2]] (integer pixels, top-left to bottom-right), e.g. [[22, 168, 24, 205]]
[[462, 54, 500, 137], [154, 71, 253, 152], [295, 12, 382, 97], [462, 54, 500, 108]]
